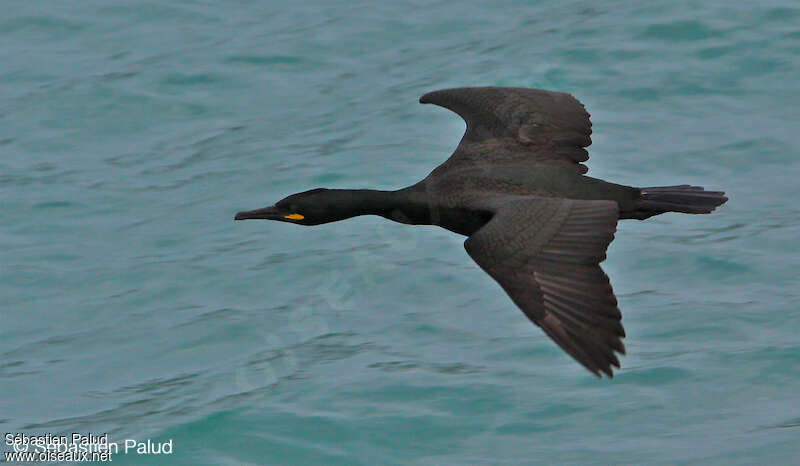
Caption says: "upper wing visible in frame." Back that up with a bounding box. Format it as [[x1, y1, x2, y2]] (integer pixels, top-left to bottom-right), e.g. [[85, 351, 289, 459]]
[[464, 197, 624, 377], [420, 87, 593, 174]]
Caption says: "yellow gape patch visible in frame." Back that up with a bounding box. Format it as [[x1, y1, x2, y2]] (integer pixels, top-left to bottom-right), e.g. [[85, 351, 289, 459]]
[[284, 213, 304, 220]]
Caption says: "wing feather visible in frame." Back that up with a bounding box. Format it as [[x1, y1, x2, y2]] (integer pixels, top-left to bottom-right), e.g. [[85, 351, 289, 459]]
[[420, 87, 593, 174], [464, 198, 624, 377]]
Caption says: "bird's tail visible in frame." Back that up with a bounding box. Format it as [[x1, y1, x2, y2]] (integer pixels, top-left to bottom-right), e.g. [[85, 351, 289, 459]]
[[629, 185, 728, 220]]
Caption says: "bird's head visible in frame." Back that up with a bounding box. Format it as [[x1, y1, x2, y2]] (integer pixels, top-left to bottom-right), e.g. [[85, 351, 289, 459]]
[[234, 188, 348, 226]]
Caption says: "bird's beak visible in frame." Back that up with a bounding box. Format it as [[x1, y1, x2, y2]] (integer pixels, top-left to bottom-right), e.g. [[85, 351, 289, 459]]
[[234, 205, 282, 221]]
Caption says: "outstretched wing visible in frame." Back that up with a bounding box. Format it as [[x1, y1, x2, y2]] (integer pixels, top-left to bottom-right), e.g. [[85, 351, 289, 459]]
[[464, 197, 624, 377], [420, 87, 593, 174]]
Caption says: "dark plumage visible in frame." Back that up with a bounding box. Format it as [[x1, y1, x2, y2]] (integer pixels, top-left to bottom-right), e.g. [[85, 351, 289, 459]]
[[235, 87, 728, 377]]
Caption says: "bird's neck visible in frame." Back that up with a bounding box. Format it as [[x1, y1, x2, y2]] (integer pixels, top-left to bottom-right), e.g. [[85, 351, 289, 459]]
[[325, 187, 431, 225]]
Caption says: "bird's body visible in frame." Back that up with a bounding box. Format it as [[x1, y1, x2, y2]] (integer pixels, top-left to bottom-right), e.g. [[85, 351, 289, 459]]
[[235, 87, 727, 377], [422, 167, 638, 230]]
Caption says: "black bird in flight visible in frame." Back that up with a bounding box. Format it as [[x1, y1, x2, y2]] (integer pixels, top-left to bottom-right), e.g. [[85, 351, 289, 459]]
[[236, 87, 727, 377]]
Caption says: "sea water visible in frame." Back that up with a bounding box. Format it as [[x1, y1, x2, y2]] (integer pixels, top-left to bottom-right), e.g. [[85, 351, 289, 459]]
[[1, 1, 798, 464]]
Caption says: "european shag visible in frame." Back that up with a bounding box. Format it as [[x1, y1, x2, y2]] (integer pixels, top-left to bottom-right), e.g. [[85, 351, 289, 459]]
[[235, 87, 727, 377]]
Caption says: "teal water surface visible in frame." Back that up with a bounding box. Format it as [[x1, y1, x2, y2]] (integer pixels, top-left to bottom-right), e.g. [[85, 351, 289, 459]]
[[2, 1, 799, 464]]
